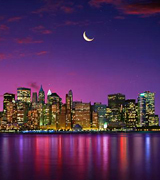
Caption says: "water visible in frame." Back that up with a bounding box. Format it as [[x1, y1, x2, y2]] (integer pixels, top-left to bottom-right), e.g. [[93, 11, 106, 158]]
[[0, 133, 160, 180]]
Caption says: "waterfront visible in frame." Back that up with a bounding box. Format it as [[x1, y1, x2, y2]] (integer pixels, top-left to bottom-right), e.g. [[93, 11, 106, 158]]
[[0, 133, 160, 180]]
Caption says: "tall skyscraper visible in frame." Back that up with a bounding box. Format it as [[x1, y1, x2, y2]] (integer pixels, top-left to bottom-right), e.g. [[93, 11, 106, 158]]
[[17, 88, 31, 103], [108, 93, 125, 109], [73, 102, 91, 130], [138, 91, 158, 126], [108, 93, 125, 123], [47, 93, 62, 105], [92, 103, 107, 130], [66, 90, 73, 130], [16, 101, 29, 125], [32, 92, 38, 104], [3, 93, 16, 125], [38, 85, 45, 104], [68, 90, 73, 108], [3, 93, 15, 111], [92, 111, 99, 130], [28, 109, 40, 129], [58, 104, 66, 130], [124, 99, 138, 127]]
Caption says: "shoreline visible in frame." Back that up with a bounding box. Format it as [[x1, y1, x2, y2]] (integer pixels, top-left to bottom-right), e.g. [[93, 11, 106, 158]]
[[0, 130, 160, 134]]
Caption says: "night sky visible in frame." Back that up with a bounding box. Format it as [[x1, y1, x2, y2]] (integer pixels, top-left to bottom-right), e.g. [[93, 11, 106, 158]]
[[0, 0, 160, 115]]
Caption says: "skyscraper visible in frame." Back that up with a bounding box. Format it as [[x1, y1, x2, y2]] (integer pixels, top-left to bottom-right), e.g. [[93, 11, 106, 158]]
[[47, 93, 62, 105], [59, 104, 67, 130], [38, 85, 45, 104], [17, 88, 31, 103], [92, 103, 107, 130], [108, 93, 125, 123], [32, 92, 38, 104], [73, 102, 91, 130], [3, 93, 16, 125], [124, 99, 138, 127], [16, 101, 29, 125], [138, 91, 157, 127], [108, 93, 125, 109], [66, 90, 73, 130], [3, 93, 15, 111]]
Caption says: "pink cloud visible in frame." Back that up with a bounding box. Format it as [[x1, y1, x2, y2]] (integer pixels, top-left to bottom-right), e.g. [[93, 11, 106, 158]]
[[123, 3, 160, 16], [60, 6, 74, 13], [33, 0, 77, 14], [36, 51, 48, 56], [89, 0, 120, 7], [16, 37, 43, 44], [0, 53, 6, 60], [31, 25, 52, 34], [8, 16, 23, 22], [89, 0, 160, 17], [0, 24, 9, 31], [114, 15, 125, 19]]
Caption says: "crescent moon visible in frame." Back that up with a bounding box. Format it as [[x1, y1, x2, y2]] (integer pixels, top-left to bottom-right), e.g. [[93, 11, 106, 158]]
[[83, 31, 94, 42]]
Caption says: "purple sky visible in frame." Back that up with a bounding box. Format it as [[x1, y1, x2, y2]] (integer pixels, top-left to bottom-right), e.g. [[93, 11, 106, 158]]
[[0, 0, 160, 116]]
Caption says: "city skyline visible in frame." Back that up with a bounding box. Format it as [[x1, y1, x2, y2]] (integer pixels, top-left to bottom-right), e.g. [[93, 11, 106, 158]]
[[0, 86, 159, 131], [0, 85, 159, 116], [0, 0, 160, 117]]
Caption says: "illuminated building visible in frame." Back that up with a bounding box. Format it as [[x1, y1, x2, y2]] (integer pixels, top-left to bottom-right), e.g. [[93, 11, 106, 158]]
[[36, 103, 44, 126], [138, 91, 158, 126], [92, 103, 107, 130], [51, 103, 60, 130], [108, 93, 125, 123], [38, 85, 45, 104], [32, 92, 37, 104], [16, 101, 29, 125], [3, 93, 16, 125], [108, 93, 125, 109], [47, 89, 52, 96], [5, 102, 17, 124], [124, 99, 138, 127], [3, 93, 15, 111], [58, 104, 66, 130], [0, 112, 3, 128], [43, 104, 52, 126], [17, 88, 31, 103], [66, 90, 72, 130], [91, 111, 99, 130], [73, 102, 91, 130], [28, 109, 40, 129], [47, 93, 62, 105], [68, 90, 73, 108]]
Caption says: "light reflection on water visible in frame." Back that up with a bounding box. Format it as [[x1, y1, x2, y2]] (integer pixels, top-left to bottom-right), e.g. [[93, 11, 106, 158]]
[[0, 133, 160, 180]]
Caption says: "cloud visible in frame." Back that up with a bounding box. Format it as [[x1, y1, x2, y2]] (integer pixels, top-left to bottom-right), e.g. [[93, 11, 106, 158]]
[[36, 51, 48, 56], [28, 82, 39, 91], [0, 53, 6, 60], [33, 0, 76, 14], [114, 15, 125, 19], [15, 37, 43, 44], [122, 2, 160, 16], [89, 0, 118, 7], [89, 0, 160, 17], [0, 24, 9, 31], [54, 19, 102, 29], [8, 16, 23, 22], [60, 6, 74, 13], [31, 25, 52, 34]]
